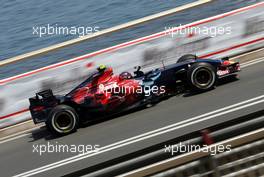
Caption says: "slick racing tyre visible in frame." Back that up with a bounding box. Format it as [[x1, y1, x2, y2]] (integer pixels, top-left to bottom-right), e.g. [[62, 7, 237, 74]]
[[177, 54, 197, 63], [187, 62, 216, 91], [46, 105, 79, 135]]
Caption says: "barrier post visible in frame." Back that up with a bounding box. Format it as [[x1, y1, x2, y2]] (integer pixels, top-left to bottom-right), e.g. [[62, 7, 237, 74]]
[[200, 129, 221, 177]]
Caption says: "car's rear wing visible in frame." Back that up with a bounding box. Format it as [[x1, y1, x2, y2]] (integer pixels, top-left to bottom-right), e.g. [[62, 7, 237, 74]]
[[29, 89, 58, 124], [29, 89, 56, 106], [36, 89, 54, 98]]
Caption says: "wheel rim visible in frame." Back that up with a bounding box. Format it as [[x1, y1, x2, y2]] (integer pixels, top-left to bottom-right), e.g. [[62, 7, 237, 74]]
[[53, 111, 75, 133], [193, 68, 214, 88]]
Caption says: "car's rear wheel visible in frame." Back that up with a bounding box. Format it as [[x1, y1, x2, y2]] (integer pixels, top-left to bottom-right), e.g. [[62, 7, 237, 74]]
[[187, 62, 216, 91], [46, 105, 79, 135], [177, 54, 197, 63]]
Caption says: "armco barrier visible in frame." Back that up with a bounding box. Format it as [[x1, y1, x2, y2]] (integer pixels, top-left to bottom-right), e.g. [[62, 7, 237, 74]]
[[122, 128, 264, 177], [64, 110, 264, 177], [0, 2, 264, 128]]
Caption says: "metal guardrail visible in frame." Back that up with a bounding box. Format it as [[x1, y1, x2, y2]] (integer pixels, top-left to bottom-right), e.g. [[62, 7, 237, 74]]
[[64, 111, 264, 177], [151, 138, 264, 177], [121, 128, 264, 177], [0, 0, 211, 67]]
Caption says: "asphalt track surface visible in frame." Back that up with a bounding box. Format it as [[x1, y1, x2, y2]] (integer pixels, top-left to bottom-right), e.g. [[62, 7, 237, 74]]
[[0, 59, 264, 177]]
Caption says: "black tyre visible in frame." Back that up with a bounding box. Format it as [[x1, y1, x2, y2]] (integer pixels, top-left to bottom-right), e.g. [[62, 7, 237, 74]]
[[187, 62, 216, 91], [177, 54, 197, 63], [46, 105, 79, 135]]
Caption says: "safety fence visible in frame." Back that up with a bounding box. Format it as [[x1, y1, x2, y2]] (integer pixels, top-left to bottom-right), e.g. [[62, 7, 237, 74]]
[[125, 132, 264, 177], [67, 111, 264, 177]]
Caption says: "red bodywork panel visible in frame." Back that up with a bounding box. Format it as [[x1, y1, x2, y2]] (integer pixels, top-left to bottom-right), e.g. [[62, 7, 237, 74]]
[[71, 68, 141, 111]]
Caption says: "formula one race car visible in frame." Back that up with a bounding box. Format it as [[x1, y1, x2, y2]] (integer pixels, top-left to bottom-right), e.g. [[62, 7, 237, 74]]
[[29, 54, 240, 135]]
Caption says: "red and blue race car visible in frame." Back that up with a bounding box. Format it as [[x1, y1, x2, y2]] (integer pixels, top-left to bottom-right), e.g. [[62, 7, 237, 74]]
[[29, 54, 240, 135]]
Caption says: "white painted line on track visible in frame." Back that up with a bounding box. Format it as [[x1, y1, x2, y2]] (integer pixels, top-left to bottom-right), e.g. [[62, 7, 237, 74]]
[[0, 120, 32, 131], [0, 125, 42, 144], [232, 48, 264, 59], [0, 133, 31, 145], [240, 57, 264, 68], [14, 95, 264, 177]]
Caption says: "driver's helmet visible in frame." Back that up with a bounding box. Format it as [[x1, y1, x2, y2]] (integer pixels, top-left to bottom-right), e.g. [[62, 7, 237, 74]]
[[97, 64, 107, 73], [119, 72, 133, 80]]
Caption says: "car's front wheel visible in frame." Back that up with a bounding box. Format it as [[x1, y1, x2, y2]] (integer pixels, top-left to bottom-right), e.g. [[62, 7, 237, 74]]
[[46, 105, 79, 135], [187, 62, 216, 91]]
